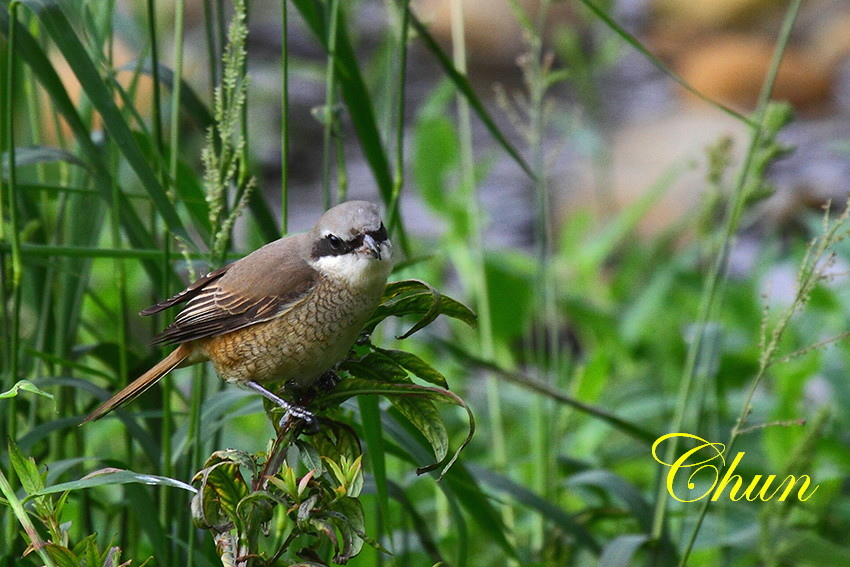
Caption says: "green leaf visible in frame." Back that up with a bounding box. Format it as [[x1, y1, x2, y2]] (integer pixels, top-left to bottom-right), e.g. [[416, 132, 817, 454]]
[[327, 497, 366, 562], [324, 458, 347, 490], [375, 348, 449, 388], [598, 534, 653, 567], [345, 351, 409, 383], [70, 534, 102, 566], [0, 380, 56, 406], [42, 543, 80, 567], [365, 279, 477, 338], [1, 145, 88, 175], [193, 463, 248, 530], [32, 469, 197, 497], [322, 374, 474, 478], [388, 395, 447, 465], [472, 464, 601, 553], [296, 439, 324, 475], [308, 420, 362, 465], [8, 440, 46, 496]]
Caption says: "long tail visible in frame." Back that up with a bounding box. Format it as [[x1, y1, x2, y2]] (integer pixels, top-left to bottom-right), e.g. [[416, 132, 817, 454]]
[[81, 344, 191, 424]]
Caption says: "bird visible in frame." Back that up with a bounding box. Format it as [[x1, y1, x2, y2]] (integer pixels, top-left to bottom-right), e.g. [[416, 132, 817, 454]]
[[81, 200, 393, 425]]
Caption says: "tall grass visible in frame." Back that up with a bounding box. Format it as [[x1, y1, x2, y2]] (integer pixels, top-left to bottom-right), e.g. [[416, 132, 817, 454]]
[[2, 0, 850, 566]]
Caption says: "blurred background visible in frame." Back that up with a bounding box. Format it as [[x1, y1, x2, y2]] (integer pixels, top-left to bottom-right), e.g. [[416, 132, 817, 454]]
[[59, 0, 850, 241], [4, 0, 850, 565]]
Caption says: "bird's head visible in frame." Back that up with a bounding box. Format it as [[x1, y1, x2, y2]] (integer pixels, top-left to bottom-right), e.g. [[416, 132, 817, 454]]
[[309, 201, 393, 287]]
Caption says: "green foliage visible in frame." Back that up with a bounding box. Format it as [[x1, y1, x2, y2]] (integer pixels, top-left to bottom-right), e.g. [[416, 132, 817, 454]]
[[2, 0, 850, 565], [0, 380, 55, 405], [0, 439, 142, 567], [190, 443, 378, 565], [202, 0, 255, 260]]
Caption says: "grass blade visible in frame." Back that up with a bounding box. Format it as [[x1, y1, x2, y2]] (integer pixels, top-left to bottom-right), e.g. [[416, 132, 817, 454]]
[[0, 6, 166, 283], [472, 464, 601, 553], [408, 10, 535, 179], [17, 0, 191, 244], [578, 0, 749, 125], [291, 0, 393, 205]]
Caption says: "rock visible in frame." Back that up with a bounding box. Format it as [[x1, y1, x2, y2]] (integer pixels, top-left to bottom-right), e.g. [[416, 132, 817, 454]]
[[675, 34, 832, 113], [651, 0, 777, 31], [554, 109, 750, 238], [412, 0, 575, 66]]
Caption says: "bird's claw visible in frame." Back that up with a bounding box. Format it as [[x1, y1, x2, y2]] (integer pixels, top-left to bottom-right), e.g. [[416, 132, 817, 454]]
[[245, 380, 320, 434], [279, 404, 320, 434]]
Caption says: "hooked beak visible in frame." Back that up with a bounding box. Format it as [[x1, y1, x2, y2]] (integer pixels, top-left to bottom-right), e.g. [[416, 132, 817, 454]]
[[361, 233, 382, 260]]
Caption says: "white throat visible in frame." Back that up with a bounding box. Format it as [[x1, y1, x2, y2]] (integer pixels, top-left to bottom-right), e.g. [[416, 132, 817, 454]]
[[311, 243, 392, 291]]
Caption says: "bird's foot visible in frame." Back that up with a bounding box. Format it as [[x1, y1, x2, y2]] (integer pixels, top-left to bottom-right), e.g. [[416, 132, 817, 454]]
[[278, 406, 320, 435], [244, 380, 318, 433]]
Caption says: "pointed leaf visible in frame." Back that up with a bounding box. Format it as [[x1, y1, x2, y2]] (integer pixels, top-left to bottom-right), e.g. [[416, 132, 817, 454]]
[[375, 348, 449, 388], [7, 440, 45, 496], [327, 497, 366, 562], [388, 395, 448, 465], [0, 380, 55, 406], [365, 279, 477, 337], [1, 145, 88, 175], [41, 543, 80, 567], [321, 375, 474, 478], [192, 461, 250, 531], [32, 469, 197, 497], [599, 534, 653, 567]]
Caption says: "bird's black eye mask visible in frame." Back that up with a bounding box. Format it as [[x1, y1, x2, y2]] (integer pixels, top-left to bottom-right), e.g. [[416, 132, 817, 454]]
[[369, 222, 388, 243], [312, 223, 388, 259]]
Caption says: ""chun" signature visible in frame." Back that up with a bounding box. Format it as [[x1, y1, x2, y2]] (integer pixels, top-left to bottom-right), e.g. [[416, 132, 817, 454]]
[[651, 433, 819, 503]]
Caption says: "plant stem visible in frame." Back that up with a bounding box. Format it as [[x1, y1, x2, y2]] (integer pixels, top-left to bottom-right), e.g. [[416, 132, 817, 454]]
[[0, 467, 57, 567], [648, 0, 803, 560], [387, 0, 410, 234], [280, 0, 289, 234], [146, 0, 164, 152], [321, 0, 341, 210], [1, 4, 22, 551], [448, 0, 509, 540]]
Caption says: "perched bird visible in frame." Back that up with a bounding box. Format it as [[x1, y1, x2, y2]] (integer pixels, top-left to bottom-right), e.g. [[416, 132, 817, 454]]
[[82, 201, 393, 424]]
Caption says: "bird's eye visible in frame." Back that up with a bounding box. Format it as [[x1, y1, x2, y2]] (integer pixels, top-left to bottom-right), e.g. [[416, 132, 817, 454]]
[[327, 234, 343, 250]]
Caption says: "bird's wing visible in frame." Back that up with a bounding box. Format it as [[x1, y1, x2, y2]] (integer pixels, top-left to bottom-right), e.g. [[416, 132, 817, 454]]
[[145, 237, 318, 346], [139, 265, 231, 316]]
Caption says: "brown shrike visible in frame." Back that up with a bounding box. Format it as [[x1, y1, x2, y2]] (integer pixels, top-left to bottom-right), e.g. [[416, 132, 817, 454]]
[[82, 200, 393, 424]]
